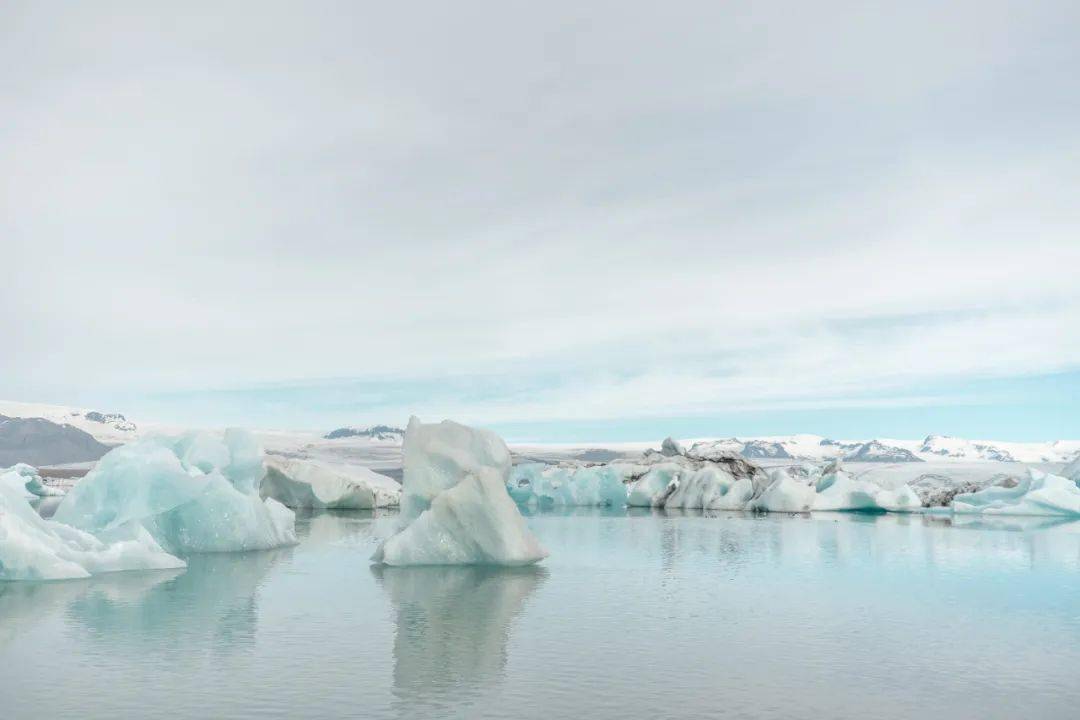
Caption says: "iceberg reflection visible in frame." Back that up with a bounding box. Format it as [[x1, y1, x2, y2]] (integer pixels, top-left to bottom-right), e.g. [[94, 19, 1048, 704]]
[[65, 549, 289, 654], [372, 564, 547, 709]]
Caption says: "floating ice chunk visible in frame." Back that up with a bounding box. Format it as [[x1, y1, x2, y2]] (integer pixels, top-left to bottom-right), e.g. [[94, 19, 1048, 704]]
[[811, 469, 920, 512], [665, 466, 741, 510], [0, 481, 183, 581], [951, 469, 1080, 516], [372, 418, 547, 566], [626, 463, 683, 507], [749, 470, 817, 512], [0, 463, 64, 498], [1062, 455, 1080, 483], [53, 431, 297, 554], [263, 457, 401, 509], [660, 437, 685, 457], [508, 464, 626, 508]]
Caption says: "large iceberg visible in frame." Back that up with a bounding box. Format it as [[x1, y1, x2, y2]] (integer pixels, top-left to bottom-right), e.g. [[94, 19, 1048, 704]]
[[508, 463, 627, 508], [1, 463, 65, 498], [951, 469, 1080, 516], [262, 457, 401, 509], [372, 418, 547, 566], [53, 430, 297, 554], [0, 480, 183, 581]]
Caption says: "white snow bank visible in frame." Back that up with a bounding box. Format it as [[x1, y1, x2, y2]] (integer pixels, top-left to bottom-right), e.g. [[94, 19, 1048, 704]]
[[372, 418, 547, 566], [53, 430, 296, 554], [508, 463, 627, 508], [0, 481, 183, 581], [1, 463, 65, 498], [263, 457, 400, 509], [951, 469, 1080, 516]]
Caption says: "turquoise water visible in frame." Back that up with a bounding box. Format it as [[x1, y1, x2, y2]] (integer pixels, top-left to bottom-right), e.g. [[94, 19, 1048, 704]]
[[3, 510, 1080, 719]]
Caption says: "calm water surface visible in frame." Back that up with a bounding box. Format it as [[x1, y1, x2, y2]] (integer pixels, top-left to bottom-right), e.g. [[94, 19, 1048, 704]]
[[3, 509, 1080, 719]]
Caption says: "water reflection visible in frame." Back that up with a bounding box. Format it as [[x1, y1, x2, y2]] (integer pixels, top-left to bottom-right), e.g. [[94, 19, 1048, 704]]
[[0, 548, 287, 657], [67, 549, 289, 654], [372, 564, 547, 712], [0, 569, 182, 649]]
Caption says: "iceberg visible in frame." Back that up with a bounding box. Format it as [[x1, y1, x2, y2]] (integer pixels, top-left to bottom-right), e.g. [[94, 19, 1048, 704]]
[[660, 436, 686, 457], [625, 454, 771, 511], [951, 469, 1080, 516], [0, 463, 64, 498], [620, 454, 923, 514], [372, 418, 547, 566], [53, 430, 297, 554], [263, 457, 401, 509], [665, 466, 757, 510], [508, 463, 627, 508], [811, 467, 922, 512], [1062, 455, 1080, 483], [0, 481, 183, 581], [749, 470, 817, 512], [626, 463, 682, 507]]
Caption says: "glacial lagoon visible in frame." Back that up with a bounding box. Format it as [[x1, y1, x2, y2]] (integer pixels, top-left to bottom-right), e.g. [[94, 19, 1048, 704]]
[[3, 509, 1080, 719]]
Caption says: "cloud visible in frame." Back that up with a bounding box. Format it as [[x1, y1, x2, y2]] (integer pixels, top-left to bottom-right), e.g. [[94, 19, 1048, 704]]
[[1, 1, 1078, 428]]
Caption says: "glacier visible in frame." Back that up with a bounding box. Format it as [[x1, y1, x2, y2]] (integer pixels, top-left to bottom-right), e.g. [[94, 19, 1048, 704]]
[[1, 463, 65, 498], [263, 456, 401, 509], [372, 418, 547, 566], [53, 430, 297, 554]]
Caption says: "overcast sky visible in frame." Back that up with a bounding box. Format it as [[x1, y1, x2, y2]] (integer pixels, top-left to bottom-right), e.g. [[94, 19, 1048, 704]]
[[3, 1, 1079, 438]]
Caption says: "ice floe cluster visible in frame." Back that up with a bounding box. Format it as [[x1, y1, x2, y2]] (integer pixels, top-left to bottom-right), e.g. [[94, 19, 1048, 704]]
[[507, 437, 1080, 517], [372, 418, 547, 566], [620, 454, 922, 513], [2, 430, 297, 581]]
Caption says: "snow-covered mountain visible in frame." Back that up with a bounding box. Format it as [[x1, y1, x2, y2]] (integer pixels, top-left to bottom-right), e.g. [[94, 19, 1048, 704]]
[[0, 401, 141, 445], [739, 440, 793, 459], [678, 434, 1079, 466], [842, 440, 924, 463], [323, 425, 405, 442], [2, 399, 1078, 471]]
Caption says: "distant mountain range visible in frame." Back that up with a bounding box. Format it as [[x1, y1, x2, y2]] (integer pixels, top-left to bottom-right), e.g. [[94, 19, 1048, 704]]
[[684, 434, 1080, 464], [2, 400, 1078, 468], [323, 425, 405, 441]]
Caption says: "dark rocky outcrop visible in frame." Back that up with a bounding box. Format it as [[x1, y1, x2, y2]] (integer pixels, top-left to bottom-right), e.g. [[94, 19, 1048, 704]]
[[0, 415, 112, 466]]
